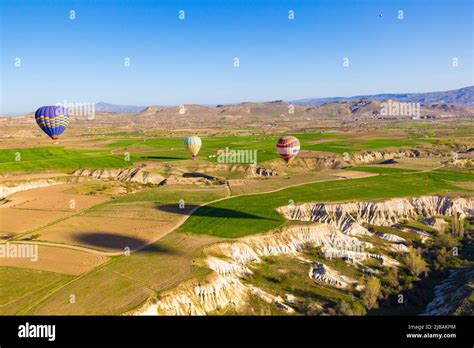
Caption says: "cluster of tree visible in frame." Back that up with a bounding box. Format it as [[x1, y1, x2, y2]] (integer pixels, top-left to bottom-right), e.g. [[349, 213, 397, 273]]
[[433, 223, 461, 270], [451, 213, 465, 238], [334, 276, 382, 315], [335, 295, 367, 316], [333, 216, 472, 316]]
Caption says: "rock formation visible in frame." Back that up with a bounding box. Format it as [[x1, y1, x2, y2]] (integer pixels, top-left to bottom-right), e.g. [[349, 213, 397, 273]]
[[308, 261, 356, 288], [278, 196, 474, 236], [135, 195, 473, 316], [423, 267, 474, 315], [72, 168, 164, 185], [140, 223, 397, 316], [0, 178, 61, 199]]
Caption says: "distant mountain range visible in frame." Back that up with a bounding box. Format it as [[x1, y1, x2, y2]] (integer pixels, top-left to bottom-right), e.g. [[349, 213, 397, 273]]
[[93, 86, 474, 114], [291, 86, 474, 106], [95, 102, 147, 113]]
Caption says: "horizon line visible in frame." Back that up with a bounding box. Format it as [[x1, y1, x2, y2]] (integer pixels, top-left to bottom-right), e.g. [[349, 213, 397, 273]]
[[2, 84, 472, 116]]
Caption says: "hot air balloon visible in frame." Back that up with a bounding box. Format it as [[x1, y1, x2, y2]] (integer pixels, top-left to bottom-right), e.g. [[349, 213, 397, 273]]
[[35, 106, 70, 141], [276, 136, 300, 164], [184, 136, 202, 160]]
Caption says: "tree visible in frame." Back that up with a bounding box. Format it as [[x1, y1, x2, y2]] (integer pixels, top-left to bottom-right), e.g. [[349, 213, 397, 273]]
[[434, 247, 449, 270], [405, 247, 428, 278], [459, 217, 465, 239], [385, 268, 400, 289], [362, 277, 381, 310], [438, 233, 457, 250], [336, 296, 367, 316], [451, 213, 465, 238], [451, 214, 457, 237]]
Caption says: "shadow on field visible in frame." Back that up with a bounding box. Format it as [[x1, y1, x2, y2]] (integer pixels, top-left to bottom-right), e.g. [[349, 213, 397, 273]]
[[182, 172, 217, 180], [157, 204, 273, 220], [142, 156, 183, 160], [74, 232, 178, 253]]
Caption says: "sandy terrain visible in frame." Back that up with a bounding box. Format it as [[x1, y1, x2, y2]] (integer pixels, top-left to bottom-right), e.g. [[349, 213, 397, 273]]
[[32, 215, 179, 252], [0, 244, 108, 275], [452, 181, 474, 190], [0, 209, 70, 234], [331, 170, 377, 179], [2, 184, 109, 211], [0, 183, 110, 234], [374, 158, 444, 171]]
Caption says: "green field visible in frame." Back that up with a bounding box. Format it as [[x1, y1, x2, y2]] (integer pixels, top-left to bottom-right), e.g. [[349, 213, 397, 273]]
[[1, 125, 472, 315], [351, 166, 419, 174], [179, 169, 473, 238], [0, 184, 227, 315], [0, 267, 73, 315], [0, 147, 132, 173], [26, 232, 217, 315], [0, 130, 443, 174]]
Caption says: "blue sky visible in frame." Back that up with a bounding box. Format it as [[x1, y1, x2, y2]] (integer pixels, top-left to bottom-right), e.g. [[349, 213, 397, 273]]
[[0, 0, 472, 114]]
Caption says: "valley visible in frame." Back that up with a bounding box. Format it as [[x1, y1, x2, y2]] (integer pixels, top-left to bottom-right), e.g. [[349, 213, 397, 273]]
[[0, 94, 473, 316]]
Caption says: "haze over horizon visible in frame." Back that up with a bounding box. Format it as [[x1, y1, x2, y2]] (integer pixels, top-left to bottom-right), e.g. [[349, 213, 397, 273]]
[[1, 0, 473, 114]]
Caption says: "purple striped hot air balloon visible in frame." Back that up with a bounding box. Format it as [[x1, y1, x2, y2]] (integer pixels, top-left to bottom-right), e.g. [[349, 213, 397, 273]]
[[276, 136, 300, 164], [34, 106, 70, 140]]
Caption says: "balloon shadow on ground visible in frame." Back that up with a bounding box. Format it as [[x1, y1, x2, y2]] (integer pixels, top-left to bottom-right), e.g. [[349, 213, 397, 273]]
[[182, 172, 217, 180], [73, 232, 179, 254], [156, 204, 275, 220]]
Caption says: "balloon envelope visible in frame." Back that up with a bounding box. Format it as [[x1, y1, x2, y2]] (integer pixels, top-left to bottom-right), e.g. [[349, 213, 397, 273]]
[[35, 106, 69, 140], [276, 136, 300, 163], [184, 136, 202, 158]]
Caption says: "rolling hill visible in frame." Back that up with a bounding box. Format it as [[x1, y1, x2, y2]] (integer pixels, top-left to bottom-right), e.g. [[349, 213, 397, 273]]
[[292, 86, 474, 106]]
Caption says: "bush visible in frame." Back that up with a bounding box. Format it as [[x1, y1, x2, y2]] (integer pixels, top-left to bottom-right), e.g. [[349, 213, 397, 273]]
[[362, 277, 381, 309], [437, 233, 457, 249], [336, 296, 367, 316], [384, 268, 400, 289], [434, 247, 449, 270], [405, 247, 428, 278]]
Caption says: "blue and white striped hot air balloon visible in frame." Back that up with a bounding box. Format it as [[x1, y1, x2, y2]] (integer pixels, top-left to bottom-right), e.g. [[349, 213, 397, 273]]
[[184, 136, 202, 160]]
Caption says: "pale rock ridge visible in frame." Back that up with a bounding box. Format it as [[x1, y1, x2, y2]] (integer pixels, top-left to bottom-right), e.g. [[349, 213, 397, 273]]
[[423, 217, 448, 233], [212, 224, 373, 263], [293, 149, 436, 170], [389, 243, 409, 253], [152, 273, 294, 315], [136, 196, 473, 316], [72, 168, 164, 185], [155, 275, 248, 315], [309, 261, 356, 288], [423, 267, 474, 315], [252, 166, 278, 177], [146, 223, 387, 316], [206, 256, 252, 277], [322, 246, 399, 267], [451, 158, 473, 168], [278, 196, 474, 237], [0, 179, 60, 199], [375, 232, 406, 243], [346, 149, 434, 165]]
